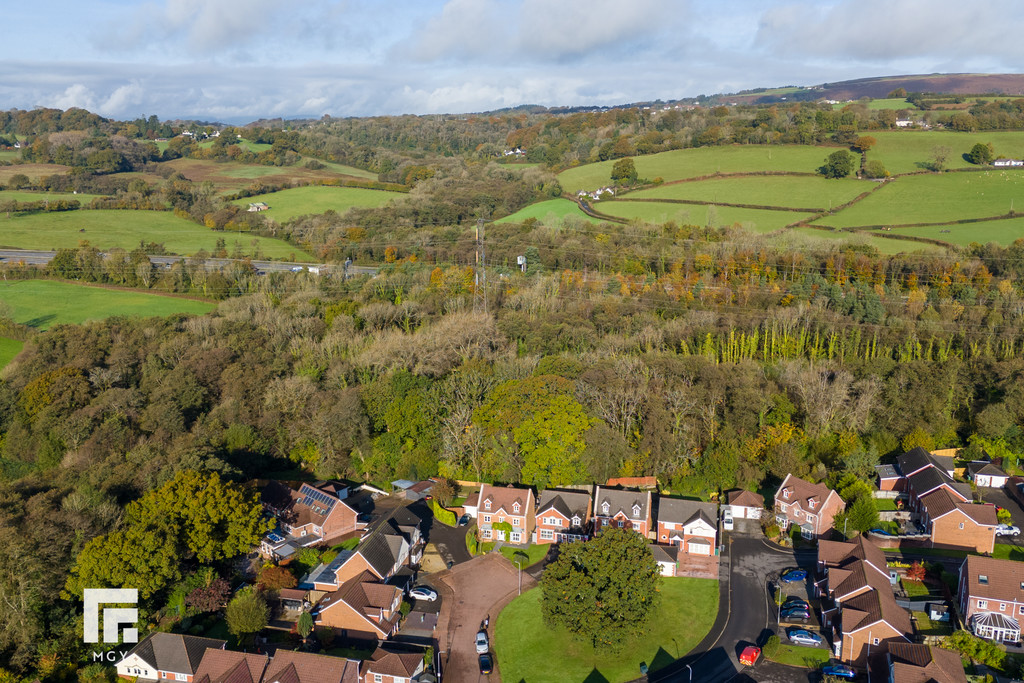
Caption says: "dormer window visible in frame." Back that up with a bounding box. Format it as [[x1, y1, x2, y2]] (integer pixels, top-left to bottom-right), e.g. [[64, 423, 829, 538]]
[[632, 504, 641, 517], [484, 500, 491, 510], [602, 501, 610, 514], [783, 489, 791, 499], [808, 499, 816, 509], [571, 515, 580, 525], [980, 575, 989, 585], [513, 502, 520, 513]]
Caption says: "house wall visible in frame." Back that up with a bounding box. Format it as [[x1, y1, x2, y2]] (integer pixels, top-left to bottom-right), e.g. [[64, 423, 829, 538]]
[[315, 601, 395, 639], [931, 513, 995, 554], [363, 673, 410, 683], [960, 592, 1024, 624], [116, 655, 156, 680], [323, 504, 358, 540], [841, 624, 905, 668], [595, 513, 649, 537], [325, 554, 376, 588], [535, 510, 588, 545]]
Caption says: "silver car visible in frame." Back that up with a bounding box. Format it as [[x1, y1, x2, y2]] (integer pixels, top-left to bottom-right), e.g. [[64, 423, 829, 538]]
[[475, 630, 489, 654]]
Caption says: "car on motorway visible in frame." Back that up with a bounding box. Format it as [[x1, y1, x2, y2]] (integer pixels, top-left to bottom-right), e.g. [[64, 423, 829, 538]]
[[787, 628, 824, 647], [780, 568, 807, 583], [822, 663, 856, 678], [478, 653, 493, 674], [997, 523, 1021, 537], [783, 596, 810, 610], [475, 630, 489, 654], [780, 606, 811, 621], [409, 586, 438, 602]]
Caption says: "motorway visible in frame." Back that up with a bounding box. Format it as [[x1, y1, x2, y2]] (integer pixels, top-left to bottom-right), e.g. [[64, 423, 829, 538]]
[[0, 248, 379, 277]]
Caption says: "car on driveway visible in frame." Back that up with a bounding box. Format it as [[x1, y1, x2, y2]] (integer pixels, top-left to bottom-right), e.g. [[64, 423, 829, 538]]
[[475, 630, 489, 654], [787, 628, 824, 647], [409, 586, 438, 602], [780, 606, 811, 621], [458, 514, 471, 526], [997, 523, 1021, 537], [478, 653, 493, 675], [822, 663, 856, 678], [783, 596, 809, 610], [723, 508, 734, 531], [780, 568, 807, 583]]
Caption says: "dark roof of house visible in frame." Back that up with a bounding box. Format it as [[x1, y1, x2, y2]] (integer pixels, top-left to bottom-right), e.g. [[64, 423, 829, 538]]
[[968, 460, 1008, 478], [356, 530, 402, 578], [906, 467, 957, 498], [657, 497, 717, 527], [875, 463, 900, 479], [262, 650, 359, 683], [192, 649, 268, 683], [839, 581, 912, 637], [829, 556, 893, 601], [649, 544, 678, 564], [726, 489, 764, 508], [897, 447, 955, 476], [920, 489, 997, 526], [361, 649, 423, 678], [126, 633, 227, 675], [261, 482, 352, 529], [818, 536, 888, 576], [536, 489, 591, 521], [594, 486, 651, 519], [962, 555, 1024, 603], [887, 642, 967, 683]]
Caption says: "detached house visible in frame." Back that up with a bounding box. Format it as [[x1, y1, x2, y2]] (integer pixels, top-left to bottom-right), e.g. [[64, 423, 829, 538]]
[[259, 481, 359, 561], [655, 498, 717, 556], [534, 489, 591, 544], [773, 474, 845, 540], [304, 527, 411, 592], [592, 486, 653, 537], [117, 633, 226, 681], [967, 457, 1010, 488], [959, 555, 1024, 644], [469, 484, 535, 544], [360, 649, 425, 683], [886, 642, 967, 683], [191, 650, 268, 683], [313, 570, 403, 642], [260, 650, 361, 683], [724, 489, 765, 520]]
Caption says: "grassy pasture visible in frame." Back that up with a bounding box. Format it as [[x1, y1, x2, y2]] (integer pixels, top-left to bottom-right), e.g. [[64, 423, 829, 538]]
[[597, 201, 812, 233], [0, 150, 20, 162], [626, 175, 868, 209], [813, 171, 1024, 228], [0, 209, 311, 259], [230, 186, 403, 221], [0, 280, 215, 332], [833, 98, 911, 111], [0, 163, 70, 183], [313, 160, 378, 180], [558, 145, 835, 192], [871, 217, 1024, 247], [0, 337, 23, 369], [788, 227, 947, 255], [495, 198, 602, 225], [0, 190, 104, 203], [868, 130, 1024, 174], [160, 158, 361, 194]]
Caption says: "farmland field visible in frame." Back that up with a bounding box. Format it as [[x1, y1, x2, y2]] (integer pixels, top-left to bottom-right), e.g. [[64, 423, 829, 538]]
[[558, 145, 835, 192], [0, 190, 103, 203], [0, 163, 69, 183], [0, 280, 215, 331], [832, 98, 911, 111], [231, 186, 403, 221], [313, 160, 379, 179], [625, 175, 868, 209], [868, 131, 1024, 175], [0, 209, 312, 259], [160, 158, 370, 194], [812, 172, 1024, 228], [871, 217, 1024, 247], [597, 201, 812, 233], [495, 198, 602, 224], [788, 227, 948, 255]]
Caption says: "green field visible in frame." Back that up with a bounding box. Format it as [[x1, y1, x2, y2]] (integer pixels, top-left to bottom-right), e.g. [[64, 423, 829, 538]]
[[813, 172, 1024, 228], [871, 217, 1024, 247], [626, 175, 868, 210], [0, 337, 24, 368], [558, 146, 835, 192], [314, 160, 379, 180], [868, 130, 1024, 175], [833, 98, 912, 111], [496, 198, 602, 225], [597, 201, 812, 233], [0, 280, 215, 331], [0, 150, 19, 162], [494, 578, 718, 683], [0, 209, 311, 259], [788, 227, 948, 254], [0, 190, 103, 203], [231, 185, 403, 221]]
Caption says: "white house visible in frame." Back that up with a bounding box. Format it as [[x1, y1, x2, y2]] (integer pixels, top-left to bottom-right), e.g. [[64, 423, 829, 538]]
[[993, 159, 1024, 167], [725, 489, 765, 519]]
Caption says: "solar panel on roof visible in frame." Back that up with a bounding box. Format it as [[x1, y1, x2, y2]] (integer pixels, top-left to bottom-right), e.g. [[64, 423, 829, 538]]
[[299, 485, 337, 510], [267, 532, 285, 544]]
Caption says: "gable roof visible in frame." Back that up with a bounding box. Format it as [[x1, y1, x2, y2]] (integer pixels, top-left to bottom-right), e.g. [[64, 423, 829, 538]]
[[897, 447, 955, 477], [839, 583, 912, 637], [920, 489, 997, 526], [536, 489, 591, 521], [262, 651, 360, 683], [968, 460, 1008, 478], [193, 650, 268, 683], [361, 649, 423, 678], [830, 556, 893, 601], [907, 466, 964, 500], [818, 536, 888, 578], [262, 481, 355, 529], [774, 473, 840, 512], [317, 571, 402, 636], [594, 486, 651, 519], [887, 642, 967, 683], [125, 633, 227, 675], [478, 483, 533, 515], [657, 497, 716, 527], [355, 529, 405, 579], [649, 543, 678, 564], [962, 555, 1024, 603], [726, 489, 764, 508]]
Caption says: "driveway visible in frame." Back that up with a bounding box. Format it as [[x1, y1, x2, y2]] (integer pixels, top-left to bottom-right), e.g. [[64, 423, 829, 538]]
[[426, 518, 473, 566], [980, 487, 1024, 544], [435, 553, 535, 682]]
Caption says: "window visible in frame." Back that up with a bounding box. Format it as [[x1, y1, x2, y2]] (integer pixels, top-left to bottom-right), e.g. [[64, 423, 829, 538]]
[[1018, 605, 1024, 615], [618, 521, 625, 528], [980, 575, 989, 585], [483, 515, 491, 523], [374, 675, 383, 683], [632, 504, 641, 516], [483, 529, 492, 539], [571, 515, 580, 526], [1001, 603, 1007, 611], [959, 522, 965, 529], [661, 535, 667, 540], [808, 499, 816, 509], [602, 519, 608, 526], [301, 529, 307, 537], [806, 513, 817, 522], [511, 532, 521, 542], [979, 600, 988, 609], [540, 529, 553, 540], [484, 500, 491, 510], [783, 489, 791, 499], [872, 638, 880, 646], [779, 503, 788, 513], [513, 502, 520, 513], [602, 502, 610, 514]]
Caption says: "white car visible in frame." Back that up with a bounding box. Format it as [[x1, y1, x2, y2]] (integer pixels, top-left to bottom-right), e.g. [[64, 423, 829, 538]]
[[475, 630, 489, 654], [997, 524, 1021, 537], [722, 508, 734, 531], [409, 586, 438, 602]]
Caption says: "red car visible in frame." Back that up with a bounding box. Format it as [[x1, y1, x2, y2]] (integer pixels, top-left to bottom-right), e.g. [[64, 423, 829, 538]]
[[739, 646, 761, 666]]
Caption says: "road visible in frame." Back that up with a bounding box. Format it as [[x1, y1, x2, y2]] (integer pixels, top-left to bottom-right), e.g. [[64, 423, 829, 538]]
[[0, 248, 379, 277]]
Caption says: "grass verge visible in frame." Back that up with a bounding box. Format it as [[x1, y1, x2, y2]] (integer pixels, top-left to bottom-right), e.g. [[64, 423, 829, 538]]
[[765, 644, 831, 668], [499, 544, 549, 568]]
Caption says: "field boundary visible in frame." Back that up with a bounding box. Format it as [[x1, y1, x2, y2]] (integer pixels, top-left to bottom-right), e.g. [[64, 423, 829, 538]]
[[611, 197, 822, 213], [815, 210, 1020, 232]]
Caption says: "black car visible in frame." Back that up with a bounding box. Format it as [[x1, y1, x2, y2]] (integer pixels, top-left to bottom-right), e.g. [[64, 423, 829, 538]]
[[783, 597, 810, 610], [458, 514, 471, 526], [478, 653, 493, 675]]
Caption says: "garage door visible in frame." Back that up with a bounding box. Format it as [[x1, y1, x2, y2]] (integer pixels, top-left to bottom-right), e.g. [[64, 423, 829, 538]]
[[731, 505, 746, 519], [687, 539, 711, 555]]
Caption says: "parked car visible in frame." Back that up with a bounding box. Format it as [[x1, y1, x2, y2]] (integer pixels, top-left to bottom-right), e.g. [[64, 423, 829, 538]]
[[870, 527, 895, 536], [409, 586, 438, 602], [458, 514, 471, 526], [997, 523, 1021, 537], [783, 596, 809, 610], [739, 646, 761, 666], [787, 628, 824, 647], [723, 508, 734, 531], [475, 630, 489, 654], [780, 607, 811, 621], [822, 663, 856, 679], [780, 568, 807, 583], [478, 653, 493, 675]]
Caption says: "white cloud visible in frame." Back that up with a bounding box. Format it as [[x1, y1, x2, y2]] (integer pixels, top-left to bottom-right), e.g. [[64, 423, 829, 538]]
[[47, 84, 98, 111], [518, 0, 676, 60]]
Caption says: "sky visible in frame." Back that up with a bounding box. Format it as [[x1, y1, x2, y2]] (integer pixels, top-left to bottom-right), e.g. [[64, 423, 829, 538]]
[[2, 0, 1023, 122]]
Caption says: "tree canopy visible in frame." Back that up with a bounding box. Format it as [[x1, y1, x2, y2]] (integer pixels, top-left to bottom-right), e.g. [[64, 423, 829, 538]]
[[820, 150, 855, 178]]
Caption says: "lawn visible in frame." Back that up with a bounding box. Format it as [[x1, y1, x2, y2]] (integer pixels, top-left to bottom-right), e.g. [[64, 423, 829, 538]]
[[814, 172, 1024, 228], [874, 498, 898, 512], [230, 185, 403, 221], [314, 160, 379, 180], [912, 611, 953, 637], [0, 209, 311, 259], [0, 280, 216, 330], [597, 201, 814, 233], [0, 337, 24, 368], [495, 198, 603, 225], [902, 580, 931, 598], [872, 217, 1024, 247], [499, 543, 549, 568], [494, 577, 718, 683], [625, 175, 868, 210], [868, 130, 1024, 175], [558, 145, 837, 192], [832, 98, 912, 111], [765, 644, 832, 668]]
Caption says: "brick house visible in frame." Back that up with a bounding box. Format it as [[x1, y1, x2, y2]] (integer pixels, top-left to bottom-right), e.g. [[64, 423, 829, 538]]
[[313, 571, 403, 642], [260, 650, 361, 683], [919, 488, 997, 554], [304, 529, 410, 591], [470, 484, 536, 544], [592, 486, 653, 537], [958, 555, 1024, 644], [259, 481, 359, 560], [773, 474, 845, 540], [191, 650, 268, 683], [117, 633, 226, 681], [655, 498, 717, 556], [886, 642, 967, 683], [724, 489, 764, 519], [534, 489, 591, 544], [359, 649, 424, 683]]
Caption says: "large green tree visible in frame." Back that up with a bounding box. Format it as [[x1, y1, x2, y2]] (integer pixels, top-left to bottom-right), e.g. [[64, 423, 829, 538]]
[[540, 527, 660, 649], [226, 589, 269, 643], [610, 157, 638, 185], [820, 150, 855, 179], [967, 142, 995, 165]]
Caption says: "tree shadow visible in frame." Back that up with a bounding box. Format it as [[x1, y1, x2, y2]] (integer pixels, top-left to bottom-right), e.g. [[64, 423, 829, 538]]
[[582, 668, 610, 683], [650, 646, 676, 671], [23, 314, 55, 328]]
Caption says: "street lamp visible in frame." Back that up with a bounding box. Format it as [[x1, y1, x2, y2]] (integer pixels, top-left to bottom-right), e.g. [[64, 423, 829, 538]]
[[515, 559, 523, 595]]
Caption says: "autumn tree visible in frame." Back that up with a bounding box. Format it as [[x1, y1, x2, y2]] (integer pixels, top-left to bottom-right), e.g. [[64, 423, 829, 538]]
[[851, 136, 876, 153], [258, 565, 298, 591], [610, 157, 638, 186], [930, 145, 951, 172]]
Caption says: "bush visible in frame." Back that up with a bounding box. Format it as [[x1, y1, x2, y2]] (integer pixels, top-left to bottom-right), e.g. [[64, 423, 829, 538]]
[[431, 499, 457, 526], [763, 634, 781, 658], [941, 630, 1006, 669], [466, 526, 479, 555]]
